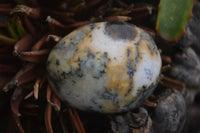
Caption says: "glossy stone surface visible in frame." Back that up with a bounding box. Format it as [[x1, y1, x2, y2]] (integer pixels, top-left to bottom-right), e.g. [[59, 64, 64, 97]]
[[47, 22, 161, 113]]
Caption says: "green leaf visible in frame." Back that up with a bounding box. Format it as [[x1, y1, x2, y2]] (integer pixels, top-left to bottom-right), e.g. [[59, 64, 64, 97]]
[[15, 18, 26, 38], [156, 0, 195, 40], [7, 22, 19, 40]]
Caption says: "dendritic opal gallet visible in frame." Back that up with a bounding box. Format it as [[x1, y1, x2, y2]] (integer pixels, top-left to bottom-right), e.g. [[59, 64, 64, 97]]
[[47, 22, 162, 113]]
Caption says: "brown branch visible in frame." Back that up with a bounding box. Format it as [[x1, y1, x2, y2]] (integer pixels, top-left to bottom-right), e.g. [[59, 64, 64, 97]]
[[160, 75, 186, 90], [144, 100, 157, 107], [13, 34, 34, 56], [105, 16, 132, 22], [19, 49, 50, 63], [11, 87, 24, 116], [2, 63, 37, 92], [47, 85, 61, 111], [162, 64, 171, 72], [32, 34, 48, 50], [72, 108, 85, 133], [34, 77, 45, 99], [51, 93, 61, 111], [21, 15, 36, 36], [161, 55, 172, 64], [45, 104, 54, 133], [68, 107, 83, 133], [13, 114, 25, 133]]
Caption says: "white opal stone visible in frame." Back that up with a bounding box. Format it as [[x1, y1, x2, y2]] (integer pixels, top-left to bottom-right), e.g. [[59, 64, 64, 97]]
[[47, 22, 162, 113]]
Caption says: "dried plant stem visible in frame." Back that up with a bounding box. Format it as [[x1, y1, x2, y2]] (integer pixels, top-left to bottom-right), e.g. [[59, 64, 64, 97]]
[[144, 100, 157, 107], [45, 104, 54, 133], [162, 64, 171, 72], [105, 16, 132, 22], [13, 34, 34, 56], [11, 87, 24, 116], [32, 34, 48, 50], [160, 75, 186, 90], [68, 107, 85, 133], [13, 114, 25, 133], [161, 55, 172, 64]]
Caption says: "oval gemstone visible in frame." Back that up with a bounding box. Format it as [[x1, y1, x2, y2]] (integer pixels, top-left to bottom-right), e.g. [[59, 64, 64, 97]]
[[47, 22, 162, 113]]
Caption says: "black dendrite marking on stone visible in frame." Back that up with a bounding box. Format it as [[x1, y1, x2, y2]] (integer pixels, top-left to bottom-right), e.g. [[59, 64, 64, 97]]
[[125, 77, 159, 109], [89, 24, 95, 30], [141, 30, 158, 53], [74, 58, 83, 78], [56, 59, 60, 65], [134, 42, 140, 46], [102, 89, 114, 100], [125, 47, 140, 96], [126, 47, 140, 78], [125, 88, 132, 97], [91, 98, 98, 105], [144, 68, 152, 81], [87, 49, 95, 59], [101, 88, 119, 104], [72, 80, 76, 84], [61, 40, 66, 47], [61, 71, 67, 79]]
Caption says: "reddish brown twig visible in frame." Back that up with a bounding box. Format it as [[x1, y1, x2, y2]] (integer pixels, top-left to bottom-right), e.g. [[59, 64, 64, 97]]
[[144, 100, 157, 107], [20, 49, 50, 56], [51, 93, 61, 111], [160, 75, 186, 90], [162, 64, 171, 72], [13, 114, 25, 133], [64, 21, 88, 29], [2, 63, 37, 92], [17, 69, 40, 87], [47, 85, 61, 111], [46, 16, 66, 28], [33, 76, 45, 99], [32, 34, 48, 50], [11, 87, 24, 116], [47, 85, 52, 103], [47, 16, 88, 30], [24, 91, 34, 100], [21, 15, 36, 35], [13, 34, 34, 56], [44, 104, 54, 133], [161, 55, 172, 64], [68, 107, 84, 133], [72, 108, 85, 133], [105, 16, 132, 22], [19, 49, 50, 63]]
